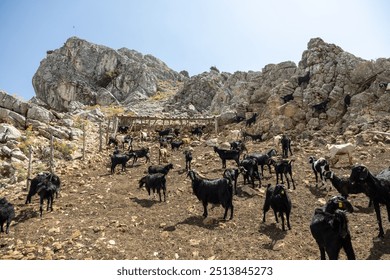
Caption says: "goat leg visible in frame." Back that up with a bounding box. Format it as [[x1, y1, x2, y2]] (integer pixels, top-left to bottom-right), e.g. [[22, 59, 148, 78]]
[[286, 212, 291, 230], [374, 201, 385, 238], [273, 209, 279, 223], [202, 201, 208, 218], [280, 213, 286, 231], [342, 236, 356, 260]]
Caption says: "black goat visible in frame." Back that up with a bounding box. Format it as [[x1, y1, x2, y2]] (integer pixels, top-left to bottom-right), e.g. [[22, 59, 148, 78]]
[[0, 197, 15, 234], [281, 93, 294, 104], [271, 159, 296, 190], [263, 184, 292, 231], [233, 114, 245, 123], [230, 140, 247, 153], [110, 152, 135, 174], [324, 170, 371, 207], [223, 168, 240, 195], [184, 150, 193, 171], [191, 125, 206, 138], [187, 170, 233, 220], [310, 196, 355, 260], [242, 131, 262, 142], [107, 136, 119, 147], [148, 163, 174, 175], [344, 94, 351, 109], [298, 71, 310, 86], [123, 135, 133, 151], [130, 147, 150, 165], [312, 99, 330, 113], [246, 149, 277, 177], [37, 180, 59, 217], [309, 156, 329, 187], [349, 165, 390, 238], [281, 135, 292, 158], [118, 126, 129, 134], [245, 113, 258, 127], [156, 128, 173, 137], [239, 158, 261, 188], [171, 140, 184, 150], [26, 172, 61, 204], [139, 173, 167, 202], [213, 146, 241, 168]]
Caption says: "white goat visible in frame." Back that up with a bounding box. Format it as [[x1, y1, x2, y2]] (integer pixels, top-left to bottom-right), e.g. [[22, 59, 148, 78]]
[[140, 131, 148, 142], [274, 135, 282, 149], [230, 129, 241, 140], [326, 143, 354, 166], [158, 147, 168, 164]]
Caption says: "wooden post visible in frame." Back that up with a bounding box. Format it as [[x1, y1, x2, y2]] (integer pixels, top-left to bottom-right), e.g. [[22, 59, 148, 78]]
[[82, 122, 86, 161], [26, 145, 32, 190], [106, 118, 111, 145], [50, 133, 54, 173], [99, 121, 103, 152], [113, 117, 118, 136]]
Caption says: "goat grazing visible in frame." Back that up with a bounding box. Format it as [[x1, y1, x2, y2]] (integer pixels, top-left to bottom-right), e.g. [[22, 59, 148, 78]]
[[171, 140, 184, 150], [107, 136, 119, 148], [184, 150, 193, 171], [230, 140, 247, 153], [213, 146, 241, 168], [156, 128, 173, 137], [26, 172, 61, 204], [187, 170, 234, 220], [139, 173, 167, 202], [0, 197, 15, 234], [310, 195, 355, 260], [281, 135, 292, 158], [263, 184, 292, 231], [239, 158, 261, 188], [110, 152, 135, 174], [191, 125, 206, 138], [324, 170, 372, 207], [130, 147, 150, 165], [148, 163, 174, 175], [349, 165, 390, 238], [308, 156, 329, 187], [326, 143, 354, 166], [242, 131, 262, 142], [245, 113, 258, 127], [246, 149, 277, 177]]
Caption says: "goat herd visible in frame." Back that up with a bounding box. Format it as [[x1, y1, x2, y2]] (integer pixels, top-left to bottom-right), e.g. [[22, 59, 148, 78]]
[[1, 122, 390, 261]]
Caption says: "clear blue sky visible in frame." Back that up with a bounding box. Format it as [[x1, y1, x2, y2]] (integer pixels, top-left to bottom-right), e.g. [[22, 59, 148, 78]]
[[0, 0, 389, 101]]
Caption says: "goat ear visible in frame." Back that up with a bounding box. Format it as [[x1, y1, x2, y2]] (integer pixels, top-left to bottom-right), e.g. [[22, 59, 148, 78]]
[[359, 167, 368, 180]]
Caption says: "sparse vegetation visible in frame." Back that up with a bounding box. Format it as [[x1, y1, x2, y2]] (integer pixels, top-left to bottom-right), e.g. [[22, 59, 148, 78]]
[[53, 139, 77, 159], [17, 125, 34, 155]]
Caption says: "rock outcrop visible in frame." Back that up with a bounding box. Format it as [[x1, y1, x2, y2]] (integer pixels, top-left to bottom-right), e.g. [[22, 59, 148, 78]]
[[32, 37, 185, 112], [168, 38, 390, 137]]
